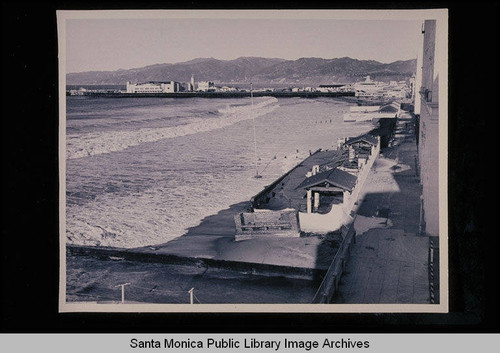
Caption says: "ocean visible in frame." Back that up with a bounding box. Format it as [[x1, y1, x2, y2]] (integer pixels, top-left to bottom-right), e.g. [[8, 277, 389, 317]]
[[65, 96, 373, 249]]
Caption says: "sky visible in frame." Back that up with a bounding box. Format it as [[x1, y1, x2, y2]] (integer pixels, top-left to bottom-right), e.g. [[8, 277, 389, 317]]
[[64, 13, 423, 73]]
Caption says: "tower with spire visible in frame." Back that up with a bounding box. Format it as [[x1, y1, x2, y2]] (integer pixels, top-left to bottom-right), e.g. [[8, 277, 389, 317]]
[[189, 74, 195, 91]]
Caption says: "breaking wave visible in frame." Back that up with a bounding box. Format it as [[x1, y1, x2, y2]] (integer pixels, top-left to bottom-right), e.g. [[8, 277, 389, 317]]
[[66, 97, 279, 159]]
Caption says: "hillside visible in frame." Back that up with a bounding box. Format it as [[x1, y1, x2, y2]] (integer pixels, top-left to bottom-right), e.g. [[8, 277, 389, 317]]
[[67, 56, 416, 85]]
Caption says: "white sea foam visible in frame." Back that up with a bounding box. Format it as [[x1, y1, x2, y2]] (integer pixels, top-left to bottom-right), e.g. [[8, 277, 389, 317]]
[[66, 97, 279, 159], [66, 172, 266, 248]]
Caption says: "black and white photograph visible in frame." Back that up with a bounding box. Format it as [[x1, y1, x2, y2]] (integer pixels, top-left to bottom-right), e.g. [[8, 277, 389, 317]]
[[57, 9, 448, 312]]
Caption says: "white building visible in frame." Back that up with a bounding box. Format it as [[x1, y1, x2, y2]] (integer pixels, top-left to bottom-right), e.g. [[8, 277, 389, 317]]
[[197, 81, 215, 92], [219, 86, 237, 92], [316, 84, 345, 93], [353, 76, 409, 100], [126, 81, 180, 93], [353, 76, 385, 97]]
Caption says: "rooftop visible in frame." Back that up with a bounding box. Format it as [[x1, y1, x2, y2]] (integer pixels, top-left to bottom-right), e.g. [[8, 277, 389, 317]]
[[132, 81, 177, 85], [295, 167, 357, 192], [379, 102, 400, 113], [345, 134, 379, 147], [254, 149, 347, 212]]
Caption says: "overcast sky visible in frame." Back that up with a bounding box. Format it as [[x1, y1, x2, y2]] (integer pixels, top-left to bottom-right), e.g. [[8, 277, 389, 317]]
[[65, 14, 422, 73]]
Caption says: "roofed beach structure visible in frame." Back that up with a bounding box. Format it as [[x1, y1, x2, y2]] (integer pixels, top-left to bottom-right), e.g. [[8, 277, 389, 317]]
[[344, 133, 379, 148], [234, 133, 381, 239], [296, 167, 357, 215]]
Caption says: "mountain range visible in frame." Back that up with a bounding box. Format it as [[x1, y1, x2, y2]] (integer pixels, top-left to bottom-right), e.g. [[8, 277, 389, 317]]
[[67, 56, 417, 85]]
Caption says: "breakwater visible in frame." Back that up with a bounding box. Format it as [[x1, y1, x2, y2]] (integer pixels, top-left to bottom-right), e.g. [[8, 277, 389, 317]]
[[68, 91, 355, 99]]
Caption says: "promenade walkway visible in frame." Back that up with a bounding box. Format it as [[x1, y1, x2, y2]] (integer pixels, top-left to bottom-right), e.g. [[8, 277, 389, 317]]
[[335, 113, 431, 304]]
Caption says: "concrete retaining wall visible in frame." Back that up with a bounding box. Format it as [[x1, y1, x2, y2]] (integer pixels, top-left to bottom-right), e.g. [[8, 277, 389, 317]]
[[67, 244, 323, 281], [298, 204, 352, 233]]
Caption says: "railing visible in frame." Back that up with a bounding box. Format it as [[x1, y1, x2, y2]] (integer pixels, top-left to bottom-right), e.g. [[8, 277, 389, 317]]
[[311, 220, 356, 303]]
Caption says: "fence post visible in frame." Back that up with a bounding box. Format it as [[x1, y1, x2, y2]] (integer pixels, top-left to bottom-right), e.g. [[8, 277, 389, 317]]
[[115, 283, 130, 304], [188, 288, 194, 304]]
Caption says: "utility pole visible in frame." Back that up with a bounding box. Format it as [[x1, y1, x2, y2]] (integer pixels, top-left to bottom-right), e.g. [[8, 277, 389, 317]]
[[115, 283, 130, 304], [188, 288, 195, 304]]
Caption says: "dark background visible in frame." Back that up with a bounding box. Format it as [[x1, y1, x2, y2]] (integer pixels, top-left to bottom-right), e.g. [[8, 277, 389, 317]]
[[2, 1, 499, 333]]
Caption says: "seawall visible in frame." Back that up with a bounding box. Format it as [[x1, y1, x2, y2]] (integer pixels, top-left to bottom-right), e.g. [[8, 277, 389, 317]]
[[67, 244, 326, 281]]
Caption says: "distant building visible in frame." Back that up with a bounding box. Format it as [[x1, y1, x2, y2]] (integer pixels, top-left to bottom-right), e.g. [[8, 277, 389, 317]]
[[343, 102, 400, 123], [219, 86, 237, 92], [353, 76, 384, 97], [316, 84, 345, 93], [197, 81, 215, 92], [126, 81, 180, 93], [353, 76, 408, 100], [188, 75, 195, 92], [67, 87, 87, 96]]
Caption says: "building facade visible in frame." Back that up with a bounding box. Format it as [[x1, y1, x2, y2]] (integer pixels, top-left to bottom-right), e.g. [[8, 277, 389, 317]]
[[417, 19, 441, 237], [126, 81, 180, 93], [197, 81, 215, 92]]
